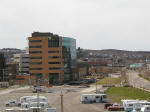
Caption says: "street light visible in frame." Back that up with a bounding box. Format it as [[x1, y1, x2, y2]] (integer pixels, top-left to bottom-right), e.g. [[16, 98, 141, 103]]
[[60, 89, 64, 112]]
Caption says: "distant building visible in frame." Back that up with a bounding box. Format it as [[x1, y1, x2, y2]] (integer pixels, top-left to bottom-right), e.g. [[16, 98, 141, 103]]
[[129, 63, 143, 69], [0, 53, 6, 81], [14, 53, 29, 74], [28, 32, 76, 85], [6, 62, 18, 80], [0, 48, 25, 63]]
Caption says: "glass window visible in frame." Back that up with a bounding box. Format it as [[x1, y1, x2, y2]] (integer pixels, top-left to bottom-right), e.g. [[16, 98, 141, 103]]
[[29, 46, 42, 48], [48, 51, 59, 53], [48, 36, 59, 48], [48, 62, 61, 64], [29, 51, 42, 54], [49, 73, 59, 84], [30, 62, 42, 64], [49, 67, 61, 70], [48, 56, 60, 59], [30, 68, 42, 70], [22, 62, 29, 63], [29, 40, 42, 42], [30, 57, 42, 59]]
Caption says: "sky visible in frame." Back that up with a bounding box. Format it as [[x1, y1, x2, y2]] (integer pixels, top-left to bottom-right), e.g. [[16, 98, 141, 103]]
[[0, 0, 150, 51]]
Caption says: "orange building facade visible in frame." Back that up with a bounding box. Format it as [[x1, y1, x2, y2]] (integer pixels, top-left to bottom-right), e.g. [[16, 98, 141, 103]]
[[28, 32, 77, 85]]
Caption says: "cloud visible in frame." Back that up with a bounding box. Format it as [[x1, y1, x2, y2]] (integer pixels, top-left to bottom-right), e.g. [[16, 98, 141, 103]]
[[0, 0, 149, 51]]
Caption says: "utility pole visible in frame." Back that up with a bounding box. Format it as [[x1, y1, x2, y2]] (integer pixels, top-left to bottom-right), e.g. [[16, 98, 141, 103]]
[[96, 79, 98, 94], [37, 89, 40, 107], [37, 79, 40, 112], [60, 90, 64, 112]]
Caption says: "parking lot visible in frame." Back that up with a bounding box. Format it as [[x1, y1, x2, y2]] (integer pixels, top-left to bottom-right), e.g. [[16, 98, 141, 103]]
[[0, 85, 107, 112]]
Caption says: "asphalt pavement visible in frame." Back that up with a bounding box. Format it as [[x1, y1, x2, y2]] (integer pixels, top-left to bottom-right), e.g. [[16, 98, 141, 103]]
[[127, 70, 150, 90], [0, 85, 106, 112]]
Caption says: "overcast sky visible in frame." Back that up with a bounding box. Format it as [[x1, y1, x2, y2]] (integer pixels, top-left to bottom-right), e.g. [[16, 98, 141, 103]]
[[0, 0, 149, 51]]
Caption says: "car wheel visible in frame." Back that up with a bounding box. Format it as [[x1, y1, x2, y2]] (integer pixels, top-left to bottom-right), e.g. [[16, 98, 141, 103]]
[[108, 108, 111, 111], [6, 104, 9, 107]]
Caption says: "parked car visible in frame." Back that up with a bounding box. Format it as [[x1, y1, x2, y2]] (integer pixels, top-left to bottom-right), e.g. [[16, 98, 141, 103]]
[[81, 94, 107, 103], [33, 86, 46, 93], [141, 105, 150, 112], [104, 103, 113, 109], [108, 104, 124, 111], [5, 100, 21, 107], [45, 108, 56, 112]]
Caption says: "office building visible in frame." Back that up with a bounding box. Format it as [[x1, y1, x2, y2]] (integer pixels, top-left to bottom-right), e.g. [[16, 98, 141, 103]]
[[0, 53, 6, 81], [28, 32, 76, 84], [14, 53, 29, 74]]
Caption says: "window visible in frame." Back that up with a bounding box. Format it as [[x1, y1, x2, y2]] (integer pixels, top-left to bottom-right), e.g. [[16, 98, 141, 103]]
[[29, 51, 42, 54], [49, 73, 59, 84], [147, 107, 150, 110], [48, 56, 60, 59], [29, 40, 42, 42], [96, 96, 100, 98], [29, 46, 42, 48], [30, 73, 43, 80], [103, 95, 107, 98], [22, 57, 29, 59], [49, 62, 61, 64], [48, 36, 59, 47], [49, 67, 61, 70], [128, 104, 133, 107], [30, 73, 42, 76], [30, 62, 42, 64], [30, 68, 42, 70], [48, 51, 59, 53], [30, 57, 42, 59], [22, 62, 29, 63], [23, 67, 29, 68]]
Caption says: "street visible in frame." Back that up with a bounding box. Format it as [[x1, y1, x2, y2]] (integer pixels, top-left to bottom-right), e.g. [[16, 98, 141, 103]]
[[127, 70, 150, 90]]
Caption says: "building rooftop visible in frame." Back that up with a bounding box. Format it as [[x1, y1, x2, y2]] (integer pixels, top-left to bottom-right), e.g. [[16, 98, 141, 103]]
[[32, 32, 54, 37]]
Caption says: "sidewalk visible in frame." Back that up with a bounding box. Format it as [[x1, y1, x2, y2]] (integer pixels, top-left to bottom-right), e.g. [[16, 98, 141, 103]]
[[0, 86, 30, 95], [81, 85, 102, 93]]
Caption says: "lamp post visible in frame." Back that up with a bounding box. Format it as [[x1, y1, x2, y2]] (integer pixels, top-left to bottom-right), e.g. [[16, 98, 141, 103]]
[[37, 79, 40, 110], [60, 90, 64, 112], [95, 79, 98, 94]]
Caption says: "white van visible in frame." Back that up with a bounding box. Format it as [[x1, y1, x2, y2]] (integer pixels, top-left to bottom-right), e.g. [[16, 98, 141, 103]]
[[20, 96, 48, 103], [44, 108, 56, 112], [141, 105, 150, 112], [30, 107, 42, 112], [30, 102, 49, 110], [28, 96, 48, 103], [5, 108, 30, 112], [121, 99, 150, 112], [81, 94, 107, 103], [21, 103, 30, 109], [20, 96, 34, 103]]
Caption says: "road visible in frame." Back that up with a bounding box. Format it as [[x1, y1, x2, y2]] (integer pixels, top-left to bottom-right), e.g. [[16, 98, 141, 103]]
[[0, 85, 106, 112], [127, 70, 150, 90]]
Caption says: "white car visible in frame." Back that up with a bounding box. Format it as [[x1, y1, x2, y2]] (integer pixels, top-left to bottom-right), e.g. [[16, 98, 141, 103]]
[[5, 100, 21, 107], [141, 105, 150, 112]]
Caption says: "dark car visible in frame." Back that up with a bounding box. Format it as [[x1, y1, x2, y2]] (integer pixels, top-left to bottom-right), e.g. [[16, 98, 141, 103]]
[[108, 105, 124, 111], [104, 103, 113, 109]]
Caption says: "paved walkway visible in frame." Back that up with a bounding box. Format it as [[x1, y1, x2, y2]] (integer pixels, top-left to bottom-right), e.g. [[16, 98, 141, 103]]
[[81, 85, 102, 93], [0, 86, 30, 95], [127, 70, 150, 91]]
